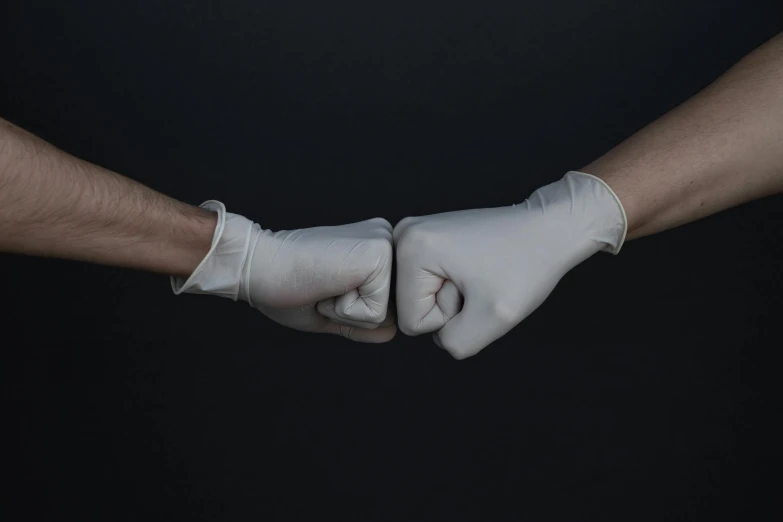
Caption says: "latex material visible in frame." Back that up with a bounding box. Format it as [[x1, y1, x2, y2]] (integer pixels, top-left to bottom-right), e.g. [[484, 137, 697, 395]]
[[173, 201, 395, 343], [393, 171, 627, 359]]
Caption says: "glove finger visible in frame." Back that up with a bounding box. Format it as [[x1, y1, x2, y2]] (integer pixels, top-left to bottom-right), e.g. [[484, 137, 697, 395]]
[[321, 320, 397, 343], [317, 298, 397, 329], [436, 280, 463, 320], [367, 217, 393, 235], [338, 287, 387, 324], [356, 245, 393, 323], [316, 297, 383, 329], [405, 279, 462, 336], [394, 265, 453, 336], [392, 216, 421, 243], [433, 296, 516, 360], [312, 233, 392, 323], [260, 303, 395, 343]]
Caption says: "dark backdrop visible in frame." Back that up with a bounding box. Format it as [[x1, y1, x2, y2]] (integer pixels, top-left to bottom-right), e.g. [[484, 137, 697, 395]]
[[2, 1, 782, 520]]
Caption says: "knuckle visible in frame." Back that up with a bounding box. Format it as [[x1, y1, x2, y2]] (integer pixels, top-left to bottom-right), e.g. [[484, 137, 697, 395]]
[[368, 236, 393, 257], [397, 319, 419, 337], [371, 217, 393, 230], [396, 225, 435, 258], [393, 216, 417, 235]]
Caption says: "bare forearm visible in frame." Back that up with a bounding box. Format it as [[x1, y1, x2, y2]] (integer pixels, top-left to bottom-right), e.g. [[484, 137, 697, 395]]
[[0, 118, 215, 276], [583, 32, 783, 239]]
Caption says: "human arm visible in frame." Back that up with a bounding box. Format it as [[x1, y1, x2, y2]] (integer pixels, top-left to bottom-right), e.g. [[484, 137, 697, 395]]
[[0, 117, 395, 342], [394, 32, 783, 359], [585, 32, 783, 238], [0, 117, 216, 276]]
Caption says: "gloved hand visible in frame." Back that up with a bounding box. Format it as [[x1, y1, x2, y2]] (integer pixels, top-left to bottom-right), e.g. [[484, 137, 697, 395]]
[[393, 171, 627, 359], [172, 201, 396, 342]]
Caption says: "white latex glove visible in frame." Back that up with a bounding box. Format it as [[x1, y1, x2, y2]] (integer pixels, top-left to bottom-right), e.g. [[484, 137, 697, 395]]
[[172, 201, 396, 343], [393, 171, 627, 359]]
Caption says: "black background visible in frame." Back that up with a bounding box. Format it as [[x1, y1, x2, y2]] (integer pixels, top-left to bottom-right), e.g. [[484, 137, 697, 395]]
[[2, 1, 782, 520]]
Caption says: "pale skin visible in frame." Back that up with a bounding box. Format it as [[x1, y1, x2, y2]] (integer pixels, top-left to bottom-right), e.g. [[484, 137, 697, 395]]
[[1, 32, 782, 322], [0, 118, 216, 277], [585, 32, 783, 239]]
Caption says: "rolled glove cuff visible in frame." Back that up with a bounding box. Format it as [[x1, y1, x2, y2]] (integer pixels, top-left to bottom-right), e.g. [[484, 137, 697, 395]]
[[564, 171, 628, 255], [170, 200, 257, 300]]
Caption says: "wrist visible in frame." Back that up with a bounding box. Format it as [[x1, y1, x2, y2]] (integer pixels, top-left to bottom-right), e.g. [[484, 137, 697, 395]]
[[578, 161, 649, 240], [166, 203, 218, 277], [531, 172, 626, 255], [171, 201, 257, 300]]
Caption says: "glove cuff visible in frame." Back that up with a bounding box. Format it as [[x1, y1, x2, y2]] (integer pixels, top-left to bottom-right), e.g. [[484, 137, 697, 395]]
[[563, 171, 628, 255], [170, 200, 257, 300]]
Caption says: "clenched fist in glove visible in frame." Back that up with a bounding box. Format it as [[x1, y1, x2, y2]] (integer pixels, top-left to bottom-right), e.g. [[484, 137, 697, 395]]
[[173, 201, 396, 343], [393, 171, 627, 359]]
